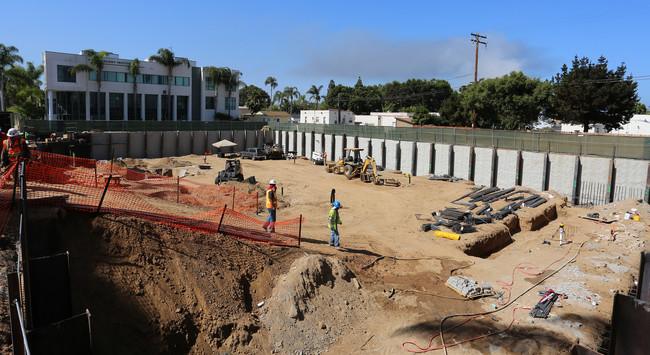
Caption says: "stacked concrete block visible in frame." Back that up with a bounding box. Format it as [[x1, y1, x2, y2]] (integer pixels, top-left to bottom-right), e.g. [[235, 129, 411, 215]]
[[453, 145, 471, 180], [416, 142, 433, 176], [146, 132, 162, 158], [495, 149, 518, 188], [548, 153, 577, 198], [91, 133, 111, 161], [521, 152, 546, 191], [473, 148, 494, 187], [434, 144, 451, 176], [128, 132, 146, 159], [446, 276, 481, 297], [177, 131, 192, 156]]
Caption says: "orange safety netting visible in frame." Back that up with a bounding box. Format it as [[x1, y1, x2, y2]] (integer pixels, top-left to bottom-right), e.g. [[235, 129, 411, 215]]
[[0, 152, 302, 247]]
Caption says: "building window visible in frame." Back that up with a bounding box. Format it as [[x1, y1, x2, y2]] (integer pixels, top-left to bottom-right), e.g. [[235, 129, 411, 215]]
[[89, 92, 106, 120], [224, 97, 236, 110], [161, 95, 171, 120], [109, 93, 124, 120], [55, 91, 85, 120], [205, 78, 215, 90], [205, 96, 215, 109], [128, 94, 142, 120], [177, 96, 188, 121], [57, 65, 76, 83], [144, 94, 157, 121]]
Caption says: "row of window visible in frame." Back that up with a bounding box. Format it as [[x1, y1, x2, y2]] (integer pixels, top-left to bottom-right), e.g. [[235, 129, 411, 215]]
[[205, 96, 237, 110], [57, 65, 189, 86], [205, 78, 238, 92]]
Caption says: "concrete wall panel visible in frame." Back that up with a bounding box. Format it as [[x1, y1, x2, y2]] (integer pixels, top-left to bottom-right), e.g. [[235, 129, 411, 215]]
[[146, 132, 162, 158], [162, 132, 178, 157], [335, 135, 345, 159], [416, 142, 433, 176], [548, 153, 577, 198], [434, 144, 451, 176], [385, 140, 399, 170], [128, 132, 146, 159], [91, 133, 110, 160], [495, 149, 518, 189], [233, 131, 246, 152], [192, 131, 206, 155], [297, 132, 305, 156], [178, 131, 192, 156], [346, 136, 357, 150], [305, 132, 314, 157], [109, 132, 128, 159], [207, 131, 220, 154], [358, 137, 371, 161], [521, 151, 545, 191], [245, 130, 257, 149], [401, 141, 416, 176], [453, 145, 471, 180], [370, 138, 384, 167], [613, 159, 648, 200], [325, 134, 334, 160], [473, 148, 493, 187], [220, 131, 233, 153]]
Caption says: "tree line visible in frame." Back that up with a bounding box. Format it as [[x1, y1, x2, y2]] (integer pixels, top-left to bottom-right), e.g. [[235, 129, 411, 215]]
[[1, 42, 646, 132]]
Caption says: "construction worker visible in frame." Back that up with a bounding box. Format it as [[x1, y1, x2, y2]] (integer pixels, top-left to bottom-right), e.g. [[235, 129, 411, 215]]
[[262, 179, 278, 232], [1, 128, 30, 168], [329, 201, 343, 248]]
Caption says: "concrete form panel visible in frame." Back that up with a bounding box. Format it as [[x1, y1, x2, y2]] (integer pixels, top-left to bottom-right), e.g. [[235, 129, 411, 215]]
[[613, 158, 648, 200], [128, 132, 146, 158], [245, 130, 257, 149], [547, 153, 577, 199], [495, 149, 518, 189], [305, 132, 314, 157], [162, 132, 178, 157], [335, 135, 345, 159], [274, 130, 280, 146], [358, 137, 371, 161], [580, 156, 610, 183], [282, 131, 290, 153], [146, 132, 162, 158], [473, 148, 494, 187], [192, 131, 206, 155], [110, 132, 128, 159], [370, 138, 384, 167], [521, 151, 546, 191], [257, 131, 265, 148], [385, 140, 399, 171], [297, 132, 305, 156], [325, 135, 334, 160], [233, 131, 246, 153], [220, 131, 233, 153], [177, 131, 192, 156], [434, 144, 451, 176], [346, 136, 357, 151], [453, 145, 471, 180], [91, 133, 111, 160], [287, 131, 296, 153], [207, 131, 220, 154], [416, 142, 432, 176], [401, 141, 416, 176]]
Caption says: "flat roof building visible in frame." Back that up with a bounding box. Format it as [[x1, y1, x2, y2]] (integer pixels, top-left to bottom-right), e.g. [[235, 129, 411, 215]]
[[43, 51, 239, 121]]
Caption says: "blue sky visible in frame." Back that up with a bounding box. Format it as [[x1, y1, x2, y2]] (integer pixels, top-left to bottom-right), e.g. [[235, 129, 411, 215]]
[[5, 0, 650, 105]]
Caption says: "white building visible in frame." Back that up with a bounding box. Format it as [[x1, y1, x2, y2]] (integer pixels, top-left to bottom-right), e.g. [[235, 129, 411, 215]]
[[354, 112, 415, 127], [300, 110, 355, 125], [559, 114, 650, 135], [43, 51, 239, 121]]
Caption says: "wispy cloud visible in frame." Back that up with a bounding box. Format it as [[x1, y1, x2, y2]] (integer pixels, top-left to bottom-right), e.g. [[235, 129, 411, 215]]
[[291, 30, 553, 84]]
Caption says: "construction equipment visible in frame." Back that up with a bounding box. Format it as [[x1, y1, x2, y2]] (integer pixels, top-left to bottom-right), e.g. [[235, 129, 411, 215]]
[[215, 159, 244, 184], [264, 144, 286, 160], [325, 148, 364, 175], [359, 156, 401, 186]]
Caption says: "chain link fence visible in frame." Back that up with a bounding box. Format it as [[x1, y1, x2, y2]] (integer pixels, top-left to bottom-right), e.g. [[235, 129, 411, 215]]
[[21, 119, 266, 134]]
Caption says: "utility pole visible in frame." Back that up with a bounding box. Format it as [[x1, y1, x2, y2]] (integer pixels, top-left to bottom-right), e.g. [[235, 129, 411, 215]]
[[471, 33, 487, 129]]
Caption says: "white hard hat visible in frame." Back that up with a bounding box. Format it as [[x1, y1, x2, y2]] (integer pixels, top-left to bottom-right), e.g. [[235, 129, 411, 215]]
[[7, 128, 20, 137], [269, 179, 277, 185]]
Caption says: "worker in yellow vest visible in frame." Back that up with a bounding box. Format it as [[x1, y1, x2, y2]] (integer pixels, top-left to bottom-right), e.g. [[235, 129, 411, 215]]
[[262, 179, 278, 232], [1, 128, 30, 169], [328, 201, 343, 248]]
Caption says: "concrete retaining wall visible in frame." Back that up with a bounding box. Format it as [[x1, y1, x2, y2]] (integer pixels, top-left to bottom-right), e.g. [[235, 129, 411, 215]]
[[245, 130, 257, 149], [178, 131, 192, 156], [325, 134, 334, 160], [305, 132, 314, 157], [473, 148, 494, 187], [146, 132, 162, 158], [521, 152, 545, 191], [385, 140, 399, 170], [434, 144, 451, 176], [400, 141, 416, 176], [335, 135, 345, 159], [207, 131, 219, 154], [297, 132, 305, 156], [128, 132, 146, 158], [162, 132, 177, 157], [91, 133, 110, 160], [453, 145, 471, 180], [416, 142, 433, 176], [548, 153, 576, 198], [495, 149, 518, 189], [192, 131, 206, 155], [220, 131, 234, 153], [370, 138, 384, 167], [613, 159, 648, 200], [346, 135, 357, 150], [359, 137, 371, 161], [233, 131, 246, 152]]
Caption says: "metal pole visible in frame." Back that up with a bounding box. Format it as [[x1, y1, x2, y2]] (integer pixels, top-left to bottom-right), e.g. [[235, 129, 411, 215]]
[[298, 214, 303, 247], [177, 176, 180, 203], [217, 204, 227, 234], [232, 186, 235, 211], [96, 175, 112, 214], [13, 300, 31, 355]]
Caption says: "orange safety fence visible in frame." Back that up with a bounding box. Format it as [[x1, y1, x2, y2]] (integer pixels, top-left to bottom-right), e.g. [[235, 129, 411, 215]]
[[0, 153, 302, 247]]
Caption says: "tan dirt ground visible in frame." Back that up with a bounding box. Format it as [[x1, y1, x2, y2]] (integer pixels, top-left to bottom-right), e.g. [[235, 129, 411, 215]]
[[1, 152, 648, 354]]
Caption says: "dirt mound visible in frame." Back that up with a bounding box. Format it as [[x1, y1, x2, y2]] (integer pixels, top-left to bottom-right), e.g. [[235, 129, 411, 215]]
[[261, 255, 372, 354]]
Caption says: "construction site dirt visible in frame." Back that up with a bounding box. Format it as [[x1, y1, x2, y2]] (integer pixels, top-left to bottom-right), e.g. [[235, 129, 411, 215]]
[[1, 153, 648, 354]]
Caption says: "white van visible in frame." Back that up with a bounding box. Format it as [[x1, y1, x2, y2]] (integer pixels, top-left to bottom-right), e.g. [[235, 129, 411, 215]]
[[311, 151, 326, 165]]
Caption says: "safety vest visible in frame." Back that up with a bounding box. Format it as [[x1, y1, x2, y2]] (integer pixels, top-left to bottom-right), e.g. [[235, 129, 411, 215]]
[[4, 138, 26, 162], [266, 188, 277, 209], [328, 208, 341, 230]]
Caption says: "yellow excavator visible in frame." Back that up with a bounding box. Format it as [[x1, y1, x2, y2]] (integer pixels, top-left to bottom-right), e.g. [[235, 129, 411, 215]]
[[326, 148, 400, 187], [358, 156, 401, 187]]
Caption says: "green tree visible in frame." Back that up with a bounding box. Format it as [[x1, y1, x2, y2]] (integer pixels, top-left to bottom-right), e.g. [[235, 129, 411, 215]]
[[264, 76, 278, 104], [306, 84, 323, 108], [240, 85, 271, 110], [438, 91, 471, 126], [129, 58, 141, 120], [381, 79, 452, 112], [224, 69, 242, 118], [0, 44, 23, 112], [355, 76, 363, 88], [205, 66, 230, 119], [148, 48, 190, 120], [273, 91, 289, 112], [6, 62, 45, 119], [634, 102, 647, 114], [244, 90, 266, 118], [282, 86, 299, 113], [70, 49, 109, 120], [550, 56, 638, 132]]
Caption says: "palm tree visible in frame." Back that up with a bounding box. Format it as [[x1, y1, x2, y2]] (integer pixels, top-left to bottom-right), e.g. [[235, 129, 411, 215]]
[[206, 66, 231, 119], [70, 49, 109, 120], [148, 48, 190, 120], [6, 62, 45, 119], [0, 44, 23, 112], [129, 58, 141, 120], [265, 76, 278, 104], [225, 69, 242, 118], [306, 84, 323, 109]]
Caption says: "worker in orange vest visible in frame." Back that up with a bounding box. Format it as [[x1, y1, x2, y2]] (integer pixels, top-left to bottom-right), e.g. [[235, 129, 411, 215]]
[[1, 128, 30, 168], [262, 179, 278, 232]]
